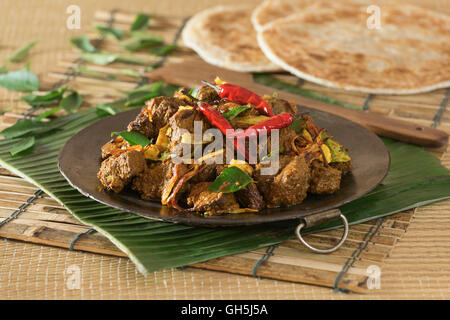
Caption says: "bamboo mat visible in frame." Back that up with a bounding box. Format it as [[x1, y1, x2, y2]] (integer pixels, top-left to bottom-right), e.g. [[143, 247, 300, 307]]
[[0, 0, 449, 299]]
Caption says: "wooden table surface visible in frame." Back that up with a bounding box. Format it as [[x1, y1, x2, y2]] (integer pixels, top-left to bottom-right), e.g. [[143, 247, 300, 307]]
[[0, 0, 449, 299]]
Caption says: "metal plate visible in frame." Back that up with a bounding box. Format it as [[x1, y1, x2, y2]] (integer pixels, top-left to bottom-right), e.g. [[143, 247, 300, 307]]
[[58, 106, 390, 227]]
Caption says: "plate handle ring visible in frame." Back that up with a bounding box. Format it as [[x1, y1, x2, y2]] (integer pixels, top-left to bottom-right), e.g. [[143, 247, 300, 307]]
[[295, 213, 348, 254]]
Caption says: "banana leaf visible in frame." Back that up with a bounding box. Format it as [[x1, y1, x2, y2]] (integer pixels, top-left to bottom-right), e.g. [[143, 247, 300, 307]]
[[0, 107, 449, 273]]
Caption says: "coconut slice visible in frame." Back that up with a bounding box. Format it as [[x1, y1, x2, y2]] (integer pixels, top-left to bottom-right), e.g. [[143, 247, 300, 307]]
[[182, 5, 279, 72]]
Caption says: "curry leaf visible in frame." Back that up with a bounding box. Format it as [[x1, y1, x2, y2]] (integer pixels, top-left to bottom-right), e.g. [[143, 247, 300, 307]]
[[80, 52, 118, 65], [116, 53, 148, 65], [70, 35, 97, 53], [223, 106, 251, 120], [130, 13, 151, 31], [8, 41, 38, 63], [150, 44, 178, 56], [95, 25, 123, 40], [209, 166, 253, 193], [96, 104, 119, 117], [117, 68, 141, 78], [10, 136, 35, 156], [120, 32, 163, 51], [35, 107, 62, 121], [81, 52, 148, 65], [21, 88, 66, 107], [75, 65, 116, 80], [0, 69, 39, 91], [111, 130, 150, 147], [0, 119, 46, 138], [60, 91, 83, 113]]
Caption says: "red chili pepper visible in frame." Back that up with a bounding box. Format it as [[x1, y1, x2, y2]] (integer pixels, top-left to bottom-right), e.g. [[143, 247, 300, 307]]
[[198, 102, 248, 159], [198, 102, 234, 135], [219, 83, 275, 117], [233, 112, 293, 139], [197, 103, 292, 162]]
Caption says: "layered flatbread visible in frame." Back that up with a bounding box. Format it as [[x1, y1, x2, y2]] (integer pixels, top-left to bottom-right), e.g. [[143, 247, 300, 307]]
[[182, 5, 279, 72], [257, 2, 450, 94]]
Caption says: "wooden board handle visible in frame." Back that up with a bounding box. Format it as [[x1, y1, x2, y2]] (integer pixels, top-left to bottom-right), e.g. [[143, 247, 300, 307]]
[[148, 59, 449, 148]]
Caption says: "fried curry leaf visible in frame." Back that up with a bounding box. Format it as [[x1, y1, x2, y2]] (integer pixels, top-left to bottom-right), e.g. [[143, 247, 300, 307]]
[[21, 87, 66, 107], [222, 105, 251, 120], [70, 35, 97, 53], [111, 130, 150, 147], [130, 13, 151, 31], [10, 136, 35, 157], [0, 69, 39, 91], [209, 166, 253, 194], [95, 25, 123, 40], [8, 41, 38, 63], [60, 91, 83, 113]]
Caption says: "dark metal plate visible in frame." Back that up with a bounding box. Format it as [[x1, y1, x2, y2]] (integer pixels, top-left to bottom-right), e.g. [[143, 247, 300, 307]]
[[58, 106, 390, 227]]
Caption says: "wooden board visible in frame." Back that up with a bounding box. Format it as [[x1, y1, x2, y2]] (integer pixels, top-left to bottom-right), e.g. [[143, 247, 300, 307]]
[[0, 9, 447, 293]]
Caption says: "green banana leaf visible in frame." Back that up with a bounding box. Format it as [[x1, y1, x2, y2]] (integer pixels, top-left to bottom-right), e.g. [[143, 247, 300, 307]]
[[0, 107, 449, 273]]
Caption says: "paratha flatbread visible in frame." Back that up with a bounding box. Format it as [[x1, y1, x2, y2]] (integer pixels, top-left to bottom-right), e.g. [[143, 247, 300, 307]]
[[251, 0, 310, 31], [251, 0, 388, 31], [257, 2, 450, 94], [182, 5, 279, 72]]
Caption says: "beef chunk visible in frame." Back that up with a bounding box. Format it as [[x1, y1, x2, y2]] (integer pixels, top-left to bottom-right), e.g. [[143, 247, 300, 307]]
[[160, 160, 190, 203], [173, 87, 197, 105], [262, 95, 297, 115], [168, 107, 204, 142], [236, 182, 265, 210], [97, 150, 146, 193], [127, 105, 153, 138], [131, 162, 165, 200], [127, 96, 185, 141], [264, 126, 297, 156], [309, 160, 342, 194], [330, 161, 352, 174], [190, 164, 218, 183], [255, 155, 310, 207], [101, 138, 126, 159], [187, 182, 240, 213], [168, 107, 212, 159], [196, 85, 220, 104]]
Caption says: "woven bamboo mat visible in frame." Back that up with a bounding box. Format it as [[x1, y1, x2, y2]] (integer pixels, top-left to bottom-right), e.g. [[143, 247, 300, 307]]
[[0, 0, 449, 299]]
